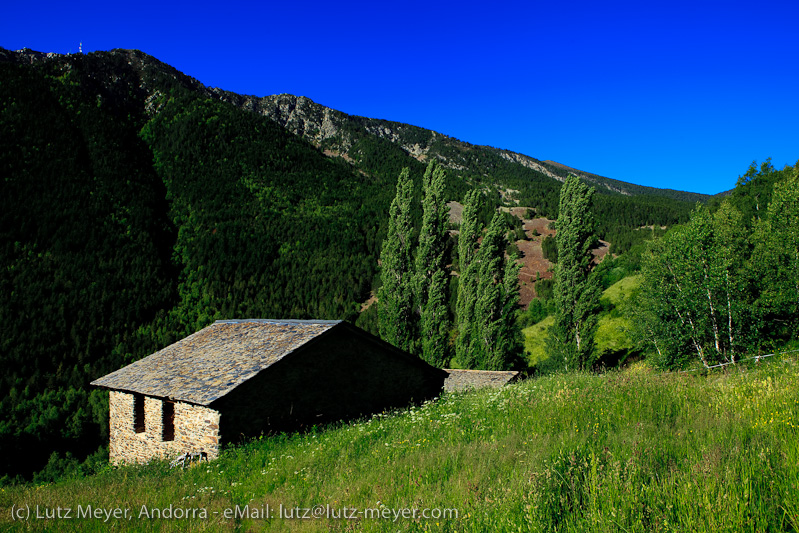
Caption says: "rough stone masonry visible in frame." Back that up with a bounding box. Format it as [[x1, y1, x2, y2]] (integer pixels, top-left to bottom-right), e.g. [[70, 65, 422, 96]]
[[108, 390, 220, 464]]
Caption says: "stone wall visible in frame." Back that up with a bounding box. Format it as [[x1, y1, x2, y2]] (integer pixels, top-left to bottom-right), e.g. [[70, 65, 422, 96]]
[[108, 390, 220, 465]]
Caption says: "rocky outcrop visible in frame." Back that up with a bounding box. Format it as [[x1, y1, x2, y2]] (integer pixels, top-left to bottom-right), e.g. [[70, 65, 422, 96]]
[[211, 91, 457, 167], [497, 150, 567, 183]]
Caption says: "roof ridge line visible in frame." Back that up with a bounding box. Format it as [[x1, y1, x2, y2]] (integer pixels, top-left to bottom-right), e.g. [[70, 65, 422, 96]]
[[443, 369, 519, 374], [213, 318, 343, 325]]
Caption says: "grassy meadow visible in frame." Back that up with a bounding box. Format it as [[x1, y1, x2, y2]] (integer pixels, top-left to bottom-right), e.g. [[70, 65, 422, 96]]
[[2, 355, 798, 532]]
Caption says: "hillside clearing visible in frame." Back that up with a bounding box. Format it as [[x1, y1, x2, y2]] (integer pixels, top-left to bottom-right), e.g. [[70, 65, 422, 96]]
[[523, 276, 641, 369], [523, 315, 555, 366]]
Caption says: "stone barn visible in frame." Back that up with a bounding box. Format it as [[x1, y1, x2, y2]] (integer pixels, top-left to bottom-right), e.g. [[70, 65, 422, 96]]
[[91, 319, 448, 465]]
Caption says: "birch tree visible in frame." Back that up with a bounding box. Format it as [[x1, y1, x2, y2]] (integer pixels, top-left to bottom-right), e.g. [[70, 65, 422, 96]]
[[752, 166, 799, 338], [632, 202, 749, 368]]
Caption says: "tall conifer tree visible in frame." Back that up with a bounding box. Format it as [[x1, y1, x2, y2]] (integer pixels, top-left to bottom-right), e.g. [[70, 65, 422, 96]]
[[470, 212, 522, 370], [455, 190, 481, 368], [546, 175, 601, 370], [378, 168, 415, 352], [415, 161, 451, 366]]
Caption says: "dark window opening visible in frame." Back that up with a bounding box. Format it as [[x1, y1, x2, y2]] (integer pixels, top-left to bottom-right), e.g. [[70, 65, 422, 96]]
[[162, 401, 175, 441], [133, 394, 145, 433]]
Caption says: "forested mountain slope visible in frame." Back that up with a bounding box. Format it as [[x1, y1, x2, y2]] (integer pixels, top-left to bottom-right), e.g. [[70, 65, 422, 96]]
[[215, 91, 702, 245], [215, 92, 712, 202], [0, 47, 703, 480], [0, 48, 391, 480]]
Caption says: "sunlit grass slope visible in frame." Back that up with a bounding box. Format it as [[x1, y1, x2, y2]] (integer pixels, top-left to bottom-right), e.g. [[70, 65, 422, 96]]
[[2, 356, 798, 532], [594, 275, 641, 362], [523, 315, 555, 367], [523, 275, 642, 368]]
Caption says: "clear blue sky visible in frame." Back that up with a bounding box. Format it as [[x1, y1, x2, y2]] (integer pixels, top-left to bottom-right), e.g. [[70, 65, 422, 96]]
[[4, 0, 798, 194]]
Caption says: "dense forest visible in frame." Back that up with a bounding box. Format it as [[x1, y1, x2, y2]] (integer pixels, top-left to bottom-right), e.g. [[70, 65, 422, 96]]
[[0, 47, 734, 482]]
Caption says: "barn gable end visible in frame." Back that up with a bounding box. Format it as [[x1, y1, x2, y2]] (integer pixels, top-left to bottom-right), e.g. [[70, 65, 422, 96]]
[[107, 391, 220, 464]]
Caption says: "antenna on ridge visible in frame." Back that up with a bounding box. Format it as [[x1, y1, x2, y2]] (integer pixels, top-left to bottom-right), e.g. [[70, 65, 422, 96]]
[[79, 42, 83, 54]]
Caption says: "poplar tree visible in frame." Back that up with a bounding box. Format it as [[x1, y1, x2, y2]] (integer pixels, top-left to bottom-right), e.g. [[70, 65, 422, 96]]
[[415, 161, 451, 366], [470, 212, 523, 370], [497, 249, 524, 366], [546, 175, 601, 370], [378, 168, 415, 352], [420, 267, 451, 366], [455, 190, 481, 368]]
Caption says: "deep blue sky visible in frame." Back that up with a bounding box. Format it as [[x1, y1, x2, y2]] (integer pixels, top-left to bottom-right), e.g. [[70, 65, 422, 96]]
[[4, 1, 798, 194]]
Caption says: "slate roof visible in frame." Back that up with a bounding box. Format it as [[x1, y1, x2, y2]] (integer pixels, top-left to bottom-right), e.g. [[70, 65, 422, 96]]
[[443, 369, 520, 392], [91, 319, 341, 405]]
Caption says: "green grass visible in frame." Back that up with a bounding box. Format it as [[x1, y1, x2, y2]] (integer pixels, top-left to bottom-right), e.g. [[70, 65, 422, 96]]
[[2, 357, 798, 532], [601, 274, 641, 307], [594, 316, 634, 357], [523, 315, 554, 366]]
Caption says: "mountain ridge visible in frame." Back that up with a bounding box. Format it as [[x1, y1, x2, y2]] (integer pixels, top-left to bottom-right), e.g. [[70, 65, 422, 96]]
[[541, 160, 714, 201], [214, 89, 712, 203], [1, 47, 710, 202]]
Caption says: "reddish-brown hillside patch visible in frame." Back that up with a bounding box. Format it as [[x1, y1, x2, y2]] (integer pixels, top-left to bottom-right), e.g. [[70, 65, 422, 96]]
[[509, 214, 557, 309]]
